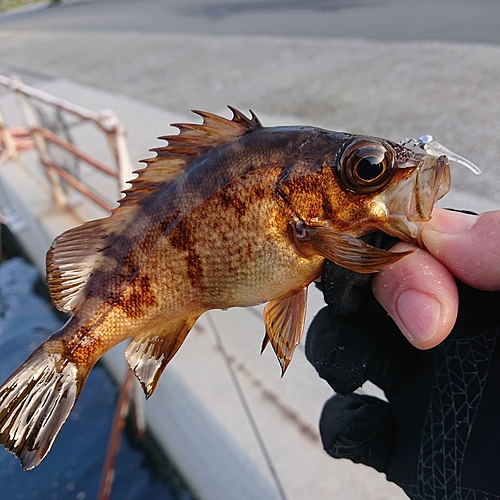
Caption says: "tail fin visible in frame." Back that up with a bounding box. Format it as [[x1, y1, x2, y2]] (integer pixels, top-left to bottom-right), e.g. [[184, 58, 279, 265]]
[[0, 343, 89, 470]]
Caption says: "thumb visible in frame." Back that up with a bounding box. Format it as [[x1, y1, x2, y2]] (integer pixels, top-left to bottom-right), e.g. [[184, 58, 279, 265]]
[[421, 209, 500, 291]]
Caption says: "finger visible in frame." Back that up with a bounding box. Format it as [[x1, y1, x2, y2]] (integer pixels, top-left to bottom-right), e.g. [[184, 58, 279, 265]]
[[320, 394, 394, 473], [372, 243, 458, 349], [421, 209, 500, 291]]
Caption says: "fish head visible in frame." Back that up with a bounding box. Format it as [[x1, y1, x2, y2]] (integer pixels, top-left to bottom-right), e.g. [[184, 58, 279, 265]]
[[332, 136, 451, 244]]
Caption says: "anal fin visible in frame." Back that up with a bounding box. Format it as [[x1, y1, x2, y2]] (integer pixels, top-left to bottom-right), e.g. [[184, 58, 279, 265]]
[[125, 317, 198, 398], [263, 287, 307, 376]]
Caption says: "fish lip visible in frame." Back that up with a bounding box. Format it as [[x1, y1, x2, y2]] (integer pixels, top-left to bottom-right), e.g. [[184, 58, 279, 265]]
[[409, 154, 450, 222], [373, 154, 450, 244]]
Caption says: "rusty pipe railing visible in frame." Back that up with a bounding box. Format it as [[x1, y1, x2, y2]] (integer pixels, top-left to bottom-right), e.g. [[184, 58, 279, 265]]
[[0, 75, 134, 212]]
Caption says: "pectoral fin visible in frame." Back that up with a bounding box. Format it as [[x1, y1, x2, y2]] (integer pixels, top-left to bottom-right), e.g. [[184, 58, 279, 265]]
[[263, 287, 308, 376], [301, 225, 412, 274], [125, 316, 198, 398]]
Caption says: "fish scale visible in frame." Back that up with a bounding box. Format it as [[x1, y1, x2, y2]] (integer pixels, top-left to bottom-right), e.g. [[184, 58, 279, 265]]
[[0, 107, 450, 470]]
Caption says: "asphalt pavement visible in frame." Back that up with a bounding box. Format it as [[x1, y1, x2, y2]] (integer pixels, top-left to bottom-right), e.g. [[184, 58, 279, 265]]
[[2, 0, 500, 44]]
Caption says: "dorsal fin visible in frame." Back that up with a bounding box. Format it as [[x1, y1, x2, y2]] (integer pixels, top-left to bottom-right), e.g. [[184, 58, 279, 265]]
[[120, 107, 262, 206], [46, 218, 109, 312], [46, 107, 263, 312], [159, 107, 262, 154]]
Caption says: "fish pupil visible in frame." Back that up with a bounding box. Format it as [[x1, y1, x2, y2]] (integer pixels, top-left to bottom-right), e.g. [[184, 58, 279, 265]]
[[356, 157, 385, 181]]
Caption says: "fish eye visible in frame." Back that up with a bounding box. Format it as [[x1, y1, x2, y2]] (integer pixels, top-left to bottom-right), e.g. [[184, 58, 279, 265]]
[[338, 140, 393, 193]]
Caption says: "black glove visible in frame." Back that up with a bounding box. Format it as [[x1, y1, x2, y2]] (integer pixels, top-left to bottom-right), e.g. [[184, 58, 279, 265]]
[[306, 232, 500, 499]]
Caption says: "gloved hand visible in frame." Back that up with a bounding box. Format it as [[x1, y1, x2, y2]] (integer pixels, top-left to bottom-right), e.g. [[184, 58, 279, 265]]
[[306, 228, 500, 499]]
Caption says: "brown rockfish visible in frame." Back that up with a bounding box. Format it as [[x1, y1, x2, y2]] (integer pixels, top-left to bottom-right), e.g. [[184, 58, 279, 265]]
[[0, 107, 450, 470]]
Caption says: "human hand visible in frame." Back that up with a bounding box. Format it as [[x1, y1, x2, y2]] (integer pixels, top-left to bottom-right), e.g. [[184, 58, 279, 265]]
[[373, 208, 500, 349], [306, 208, 500, 498]]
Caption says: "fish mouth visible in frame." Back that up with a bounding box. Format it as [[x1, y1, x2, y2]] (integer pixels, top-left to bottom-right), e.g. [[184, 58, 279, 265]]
[[376, 154, 450, 244]]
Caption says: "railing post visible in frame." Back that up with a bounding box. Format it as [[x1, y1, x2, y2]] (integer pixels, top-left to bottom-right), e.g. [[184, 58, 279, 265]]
[[0, 106, 16, 165], [11, 77, 67, 207], [99, 110, 134, 196]]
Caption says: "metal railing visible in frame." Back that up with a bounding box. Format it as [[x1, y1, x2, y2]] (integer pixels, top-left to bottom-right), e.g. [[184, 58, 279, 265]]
[[0, 75, 133, 213]]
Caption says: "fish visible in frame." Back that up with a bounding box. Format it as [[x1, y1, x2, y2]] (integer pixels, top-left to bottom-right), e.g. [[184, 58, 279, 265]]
[[0, 107, 450, 470]]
